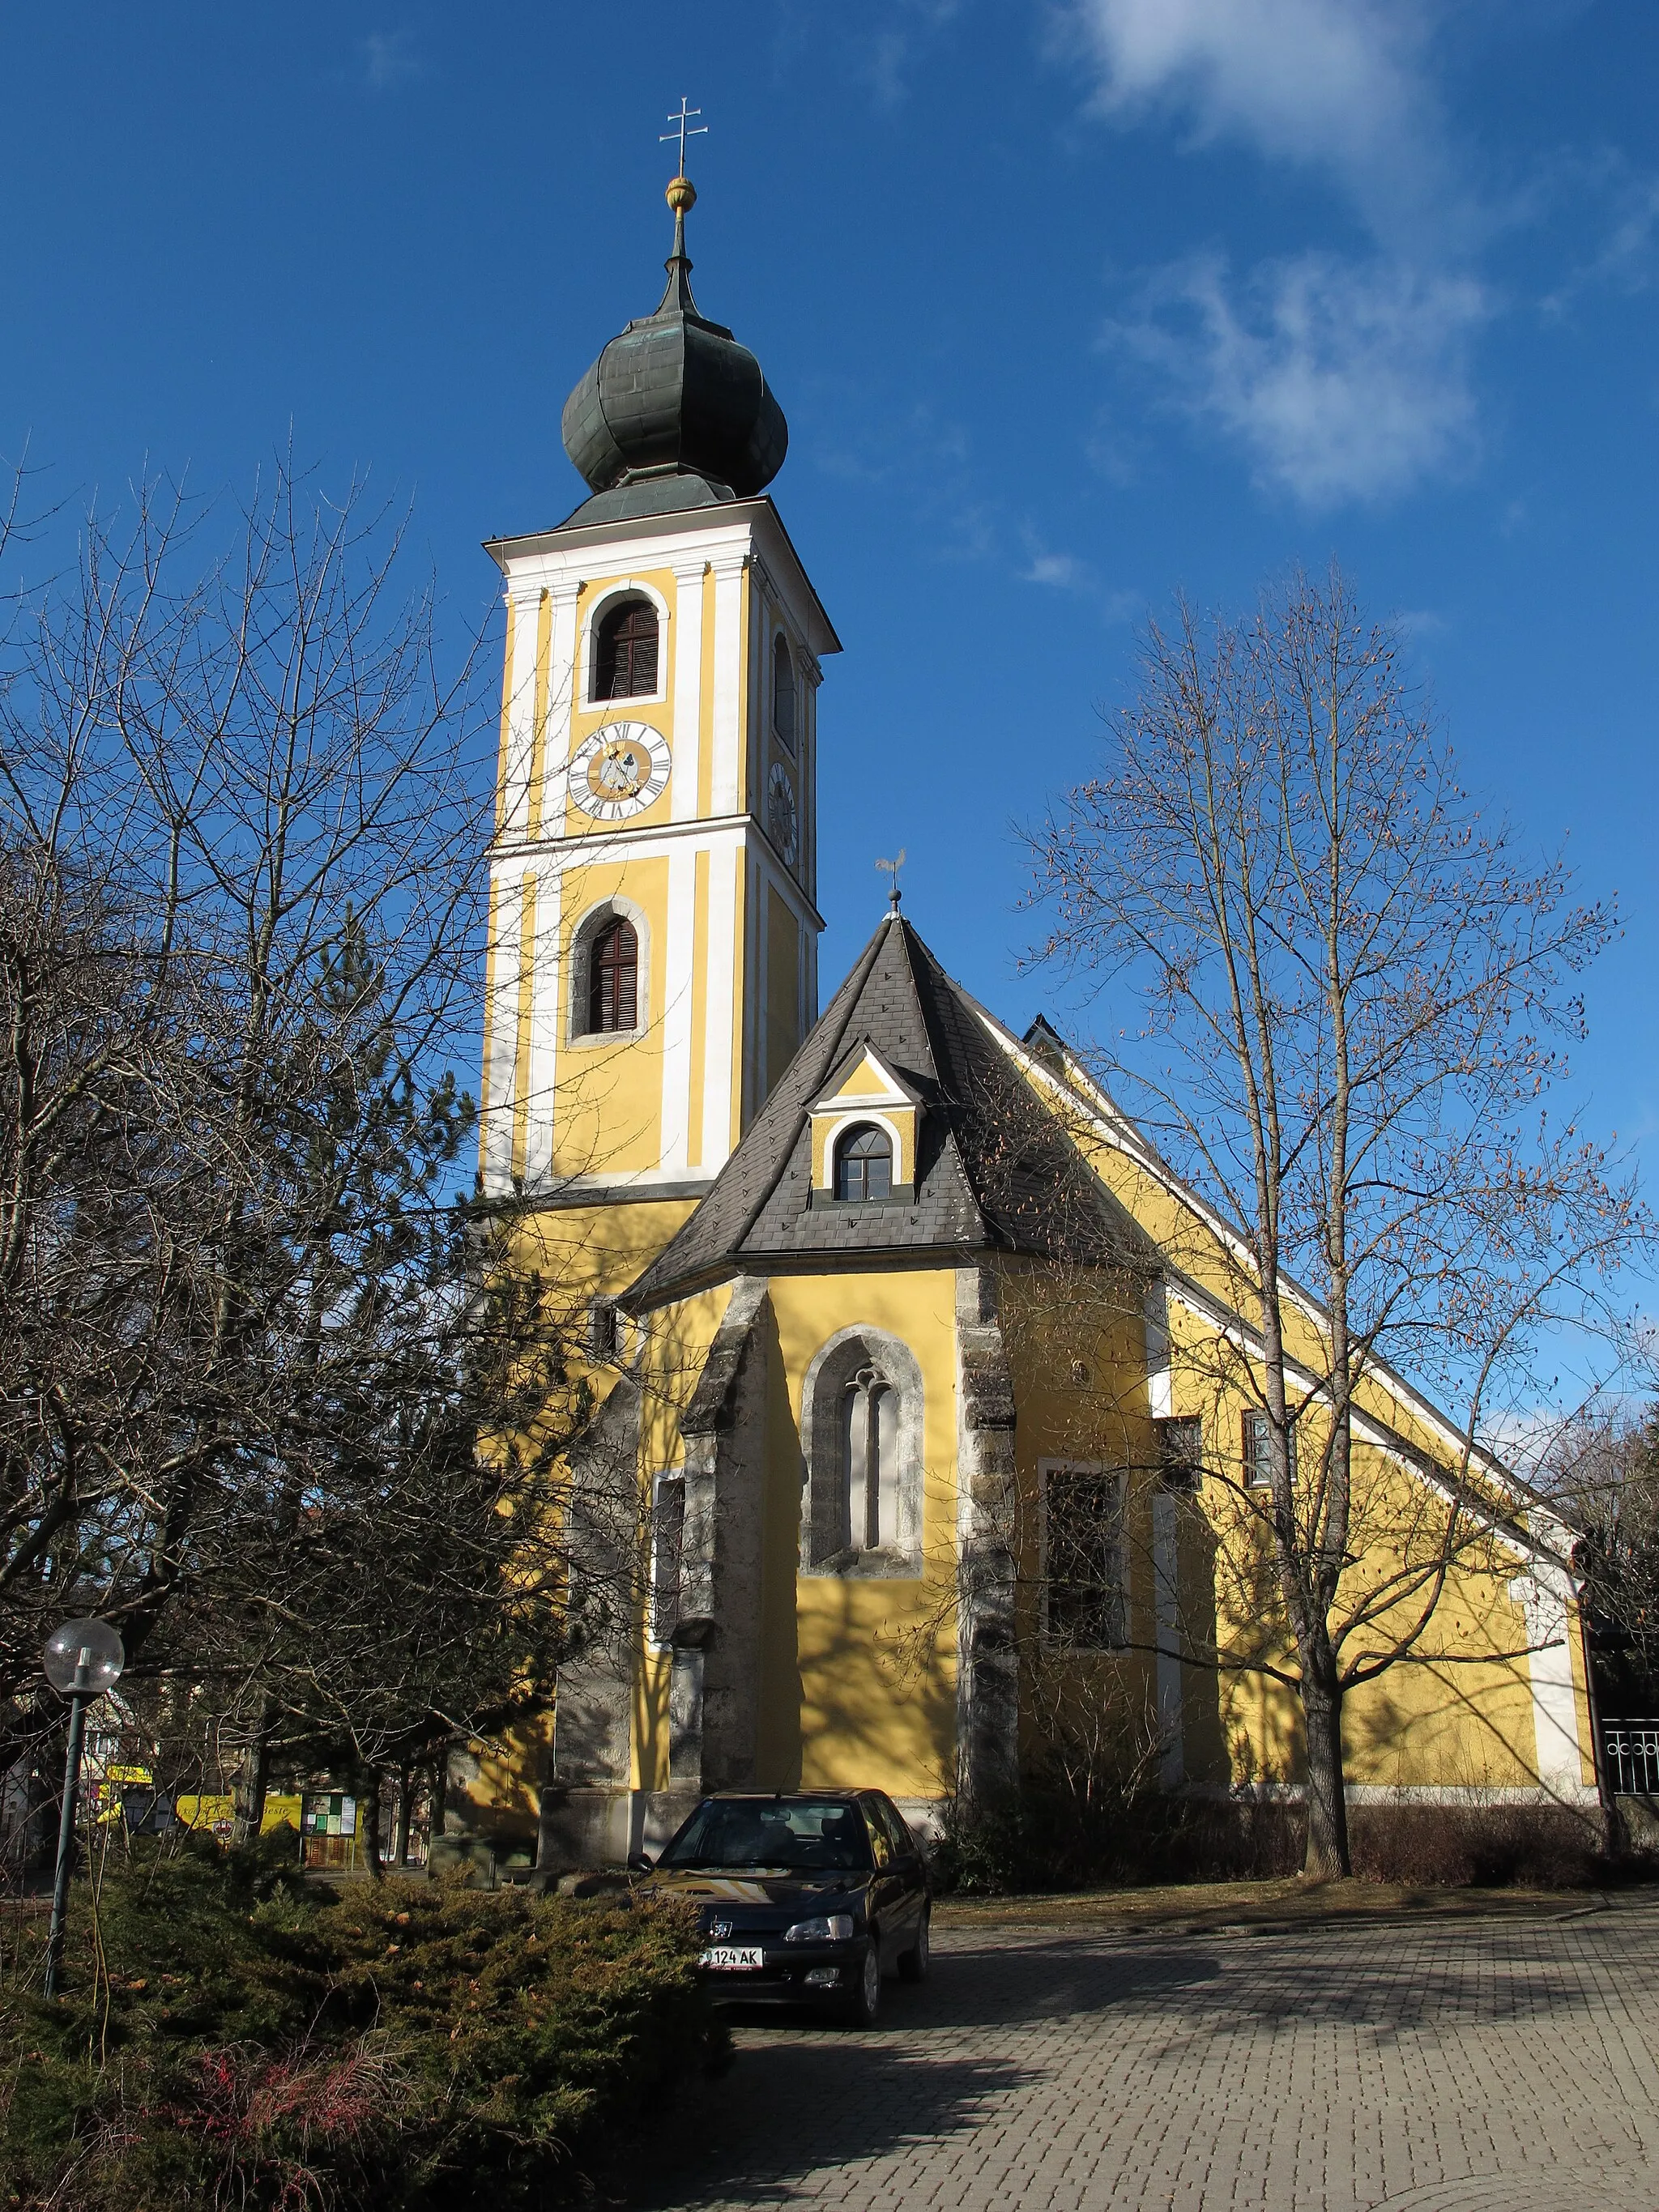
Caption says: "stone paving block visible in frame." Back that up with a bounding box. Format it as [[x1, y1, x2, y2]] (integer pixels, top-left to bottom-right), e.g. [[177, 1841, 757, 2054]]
[[638, 1902, 1659, 2211]]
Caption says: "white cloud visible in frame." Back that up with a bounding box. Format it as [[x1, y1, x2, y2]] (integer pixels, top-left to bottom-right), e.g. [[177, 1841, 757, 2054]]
[[857, 0, 962, 109], [361, 29, 423, 92], [1113, 251, 1489, 505], [1017, 535, 1141, 620], [1023, 547, 1090, 589], [1064, 0, 1449, 245], [1058, 0, 1499, 505]]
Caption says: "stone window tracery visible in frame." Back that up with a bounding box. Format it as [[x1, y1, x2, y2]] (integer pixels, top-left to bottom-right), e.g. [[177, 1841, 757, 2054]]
[[801, 1327, 923, 1577]]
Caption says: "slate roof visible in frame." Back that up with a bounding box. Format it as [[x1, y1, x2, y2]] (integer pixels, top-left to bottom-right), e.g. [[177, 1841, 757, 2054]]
[[621, 913, 1155, 1311]]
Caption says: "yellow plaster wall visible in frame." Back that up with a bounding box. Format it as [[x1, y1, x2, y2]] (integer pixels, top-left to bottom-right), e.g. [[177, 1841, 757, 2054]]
[[991, 1249, 1570, 1800], [551, 853, 670, 1178], [765, 883, 800, 1100], [627, 1268, 962, 1801], [557, 565, 682, 839], [770, 1270, 961, 1800], [998, 1264, 1165, 1762], [514, 1198, 701, 1315], [1149, 1289, 1555, 1792]]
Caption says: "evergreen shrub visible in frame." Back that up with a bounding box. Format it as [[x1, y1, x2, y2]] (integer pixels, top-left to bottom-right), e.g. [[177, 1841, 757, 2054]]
[[0, 1833, 724, 2210]]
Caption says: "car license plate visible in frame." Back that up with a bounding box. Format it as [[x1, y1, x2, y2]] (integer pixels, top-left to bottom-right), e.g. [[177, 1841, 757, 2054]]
[[700, 1945, 765, 1971]]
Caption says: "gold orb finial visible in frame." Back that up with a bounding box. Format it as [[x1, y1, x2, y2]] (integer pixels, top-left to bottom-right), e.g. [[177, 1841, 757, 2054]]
[[666, 174, 697, 215]]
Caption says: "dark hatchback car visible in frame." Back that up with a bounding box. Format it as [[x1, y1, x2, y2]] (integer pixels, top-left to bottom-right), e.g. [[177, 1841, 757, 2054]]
[[634, 1789, 931, 2027]]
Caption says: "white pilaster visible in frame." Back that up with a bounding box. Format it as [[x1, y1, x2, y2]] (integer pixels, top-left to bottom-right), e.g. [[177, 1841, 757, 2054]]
[[500, 589, 542, 842], [482, 863, 526, 1196], [708, 556, 747, 816], [670, 561, 706, 823], [1513, 1551, 1593, 1802], [1144, 1279, 1172, 1419], [521, 864, 562, 1194], [537, 581, 581, 830]]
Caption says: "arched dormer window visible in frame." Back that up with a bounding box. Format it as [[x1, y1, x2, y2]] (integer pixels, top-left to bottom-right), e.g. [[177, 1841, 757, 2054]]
[[802, 1327, 923, 1575], [585, 916, 638, 1034], [834, 1123, 892, 1203], [593, 597, 659, 701], [772, 633, 797, 752]]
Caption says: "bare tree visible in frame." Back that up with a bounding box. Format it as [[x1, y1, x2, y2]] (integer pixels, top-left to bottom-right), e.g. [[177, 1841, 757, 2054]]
[[0, 457, 624, 1838], [1026, 567, 1647, 1876], [1546, 1404, 1659, 1707]]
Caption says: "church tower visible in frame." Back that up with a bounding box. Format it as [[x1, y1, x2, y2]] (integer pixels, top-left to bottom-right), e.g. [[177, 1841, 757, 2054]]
[[479, 164, 838, 1238]]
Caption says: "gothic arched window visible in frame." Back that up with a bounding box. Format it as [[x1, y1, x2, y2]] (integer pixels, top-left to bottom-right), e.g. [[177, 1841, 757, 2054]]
[[586, 917, 638, 1034], [593, 597, 659, 701], [834, 1123, 892, 1203], [772, 633, 797, 752], [801, 1327, 924, 1576]]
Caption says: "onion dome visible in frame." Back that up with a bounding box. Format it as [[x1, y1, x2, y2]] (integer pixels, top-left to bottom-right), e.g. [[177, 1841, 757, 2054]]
[[561, 176, 788, 504]]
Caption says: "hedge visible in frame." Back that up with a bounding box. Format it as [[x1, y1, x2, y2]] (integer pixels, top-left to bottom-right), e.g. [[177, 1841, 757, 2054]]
[[0, 1834, 725, 2210]]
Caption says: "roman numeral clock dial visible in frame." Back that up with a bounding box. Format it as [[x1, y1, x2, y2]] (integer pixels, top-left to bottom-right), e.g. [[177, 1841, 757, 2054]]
[[767, 760, 800, 866], [568, 722, 672, 821]]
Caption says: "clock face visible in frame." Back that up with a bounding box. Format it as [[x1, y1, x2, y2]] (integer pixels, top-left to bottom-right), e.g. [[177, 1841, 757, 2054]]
[[767, 761, 800, 866], [567, 722, 672, 821]]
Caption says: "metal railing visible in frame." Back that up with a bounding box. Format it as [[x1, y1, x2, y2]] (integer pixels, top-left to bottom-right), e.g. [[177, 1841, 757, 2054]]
[[1601, 1719, 1659, 1796]]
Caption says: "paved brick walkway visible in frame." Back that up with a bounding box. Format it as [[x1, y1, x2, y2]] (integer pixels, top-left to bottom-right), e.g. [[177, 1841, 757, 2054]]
[[641, 1898, 1659, 2210]]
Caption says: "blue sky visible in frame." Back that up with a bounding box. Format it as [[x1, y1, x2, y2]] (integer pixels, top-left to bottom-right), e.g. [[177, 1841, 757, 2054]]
[[2, 2, 1654, 1234]]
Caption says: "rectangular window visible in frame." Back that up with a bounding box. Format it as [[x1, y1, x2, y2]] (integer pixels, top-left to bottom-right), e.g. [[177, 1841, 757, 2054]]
[[1155, 1416, 1204, 1489], [648, 1473, 685, 1647], [1041, 1460, 1127, 1652], [1243, 1411, 1296, 1489]]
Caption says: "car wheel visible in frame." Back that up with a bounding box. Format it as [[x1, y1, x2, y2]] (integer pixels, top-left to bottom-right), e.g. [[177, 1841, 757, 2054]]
[[897, 1906, 931, 1984], [838, 1939, 881, 2029]]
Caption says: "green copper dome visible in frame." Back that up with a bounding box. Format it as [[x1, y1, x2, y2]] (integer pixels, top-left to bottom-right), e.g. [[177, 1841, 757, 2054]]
[[561, 177, 788, 504]]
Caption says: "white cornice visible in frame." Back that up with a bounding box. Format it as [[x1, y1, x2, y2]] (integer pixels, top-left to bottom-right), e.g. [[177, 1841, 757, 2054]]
[[488, 813, 826, 931], [483, 496, 840, 658]]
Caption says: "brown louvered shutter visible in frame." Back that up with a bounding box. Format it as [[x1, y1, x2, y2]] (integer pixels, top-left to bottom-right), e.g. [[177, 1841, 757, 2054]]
[[589, 918, 638, 1034], [595, 599, 659, 700]]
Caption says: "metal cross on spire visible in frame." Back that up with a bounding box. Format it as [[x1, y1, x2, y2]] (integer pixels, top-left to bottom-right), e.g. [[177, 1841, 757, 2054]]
[[876, 850, 906, 912], [660, 98, 707, 179]]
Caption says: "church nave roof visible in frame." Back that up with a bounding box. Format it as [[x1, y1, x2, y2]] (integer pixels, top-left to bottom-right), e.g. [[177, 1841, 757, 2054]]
[[621, 912, 1153, 1311]]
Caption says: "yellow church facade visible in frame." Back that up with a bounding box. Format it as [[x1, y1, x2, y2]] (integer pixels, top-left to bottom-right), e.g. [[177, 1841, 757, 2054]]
[[464, 174, 1600, 1867]]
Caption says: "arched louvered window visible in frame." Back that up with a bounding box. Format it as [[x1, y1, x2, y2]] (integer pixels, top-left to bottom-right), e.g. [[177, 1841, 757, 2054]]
[[586, 917, 638, 1034], [772, 633, 797, 752], [593, 597, 659, 701], [834, 1123, 892, 1203]]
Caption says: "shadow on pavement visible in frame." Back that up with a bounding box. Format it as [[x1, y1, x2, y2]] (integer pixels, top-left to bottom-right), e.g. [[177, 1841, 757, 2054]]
[[630, 1917, 1653, 2206], [632, 2040, 1034, 2207]]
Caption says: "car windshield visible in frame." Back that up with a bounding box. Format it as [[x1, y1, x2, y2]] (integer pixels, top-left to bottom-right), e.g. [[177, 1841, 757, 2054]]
[[658, 1796, 873, 1873]]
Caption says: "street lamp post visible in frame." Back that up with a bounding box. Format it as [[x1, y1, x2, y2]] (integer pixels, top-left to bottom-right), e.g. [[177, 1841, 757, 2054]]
[[41, 1618, 125, 1999]]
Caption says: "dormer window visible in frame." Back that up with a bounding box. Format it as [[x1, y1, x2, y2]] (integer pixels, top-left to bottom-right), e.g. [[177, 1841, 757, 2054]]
[[772, 633, 797, 753], [593, 597, 659, 701], [834, 1123, 892, 1203]]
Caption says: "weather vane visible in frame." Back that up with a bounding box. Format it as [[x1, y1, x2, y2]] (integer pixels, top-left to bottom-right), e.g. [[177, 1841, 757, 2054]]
[[876, 851, 906, 911], [660, 99, 707, 179]]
